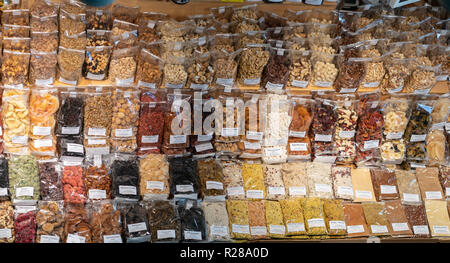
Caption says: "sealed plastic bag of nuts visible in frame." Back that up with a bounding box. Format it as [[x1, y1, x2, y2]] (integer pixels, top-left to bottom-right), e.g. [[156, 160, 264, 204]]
[[3, 37, 30, 52], [86, 29, 112, 47], [31, 14, 58, 33], [212, 48, 241, 87], [261, 47, 291, 92], [86, 7, 113, 31], [83, 89, 113, 139], [111, 19, 138, 40], [30, 31, 58, 53], [334, 57, 367, 93], [310, 52, 340, 88], [139, 154, 170, 200], [187, 52, 215, 90], [83, 46, 112, 80], [111, 87, 140, 140], [112, 3, 140, 24], [136, 49, 164, 89], [59, 10, 86, 36], [57, 46, 85, 85], [109, 46, 139, 86], [137, 18, 161, 44], [30, 51, 57, 86], [162, 55, 188, 89], [288, 50, 311, 88], [84, 155, 111, 201], [2, 24, 30, 38], [1, 50, 30, 87], [237, 44, 270, 87], [333, 95, 358, 164]]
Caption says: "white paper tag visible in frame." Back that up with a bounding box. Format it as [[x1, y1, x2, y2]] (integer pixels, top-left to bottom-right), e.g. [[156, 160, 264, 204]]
[[403, 193, 420, 202], [59, 77, 77, 85], [221, 128, 239, 137], [386, 132, 403, 140], [291, 80, 308, 88], [33, 126, 51, 136], [88, 139, 106, 145], [392, 222, 409, 232], [287, 223, 305, 233], [425, 191, 442, 200], [314, 81, 332, 87], [206, 181, 224, 190], [268, 187, 285, 196], [115, 128, 133, 137], [246, 190, 264, 199], [116, 77, 134, 86], [246, 131, 263, 141], [138, 81, 156, 89], [197, 134, 212, 142], [446, 187, 450, 197], [347, 225, 365, 234], [433, 225, 450, 234], [0, 188, 7, 196], [12, 135, 28, 144], [157, 230, 176, 240], [266, 82, 284, 90], [330, 221, 346, 230], [128, 222, 147, 233], [86, 72, 105, 80], [315, 183, 332, 193], [190, 83, 209, 90], [216, 78, 234, 86], [88, 189, 106, 199], [119, 185, 137, 195], [314, 155, 337, 163], [355, 190, 372, 199], [40, 235, 60, 243], [244, 141, 261, 150], [16, 187, 34, 197], [337, 186, 354, 196], [269, 225, 286, 235], [315, 134, 332, 142], [250, 226, 267, 236], [227, 187, 245, 197], [340, 88, 357, 93], [410, 134, 427, 142], [0, 228, 12, 239], [176, 185, 194, 193], [380, 185, 397, 194], [364, 140, 379, 150], [264, 147, 283, 157], [141, 135, 158, 143], [363, 82, 380, 88], [184, 230, 202, 240], [232, 224, 250, 234], [210, 225, 228, 237], [290, 143, 307, 151], [339, 130, 355, 139], [170, 135, 187, 144], [431, 122, 445, 130], [289, 131, 306, 138], [35, 78, 54, 86], [103, 234, 123, 243], [289, 186, 306, 196], [308, 218, 325, 228], [146, 181, 164, 190], [67, 143, 84, 153], [66, 234, 86, 243], [34, 139, 53, 148], [413, 225, 429, 235], [371, 225, 388, 234], [195, 143, 213, 153], [62, 127, 80, 135], [243, 78, 260, 85], [88, 128, 106, 136]]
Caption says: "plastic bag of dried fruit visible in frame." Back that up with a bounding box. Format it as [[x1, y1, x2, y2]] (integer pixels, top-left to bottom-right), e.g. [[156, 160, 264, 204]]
[[137, 99, 166, 155], [212, 48, 242, 87], [30, 51, 57, 86], [177, 199, 207, 242], [89, 200, 123, 243], [187, 52, 215, 90], [139, 154, 170, 200], [61, 159, 86, 205], [261, 47, 291, 91], [136, 49, 164, 89], [190, 91, 215, 159], [36, 200, 64, 243], [145, 200, 180, 243], [117, 201, 150, 243], [2, 50, 30, 87], [83, 155, 111, 201], [14, 205, 37, 243], [287, 96, 314, 161], [56, 89, 85, 137], [333, 94, 358, 164], [83, 46, 112, 80], [239, 93, 264, 159], [197, 159, 226, 201]]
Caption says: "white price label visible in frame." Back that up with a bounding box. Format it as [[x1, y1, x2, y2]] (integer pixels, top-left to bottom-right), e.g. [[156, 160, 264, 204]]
[[386, 132, 403, 140], [347, 225, 365, 234], [33, 126, 51, 136], [16, 187, 34, 197], [62, 127, 80, 135], [329, 221, 346, 230], [308, 218, 325, 228], [103, 234, 123, 243], [195, 143, 213, 153], [12, 136, 27, 144], [289, 186, 306, 196], [221, 128, 239, 137], [314, 155, 337, 163], [291, 80, 308, 88], [289, 131, 306, 138], [216, 78, 234, 86], [370, 225, 388, 234], [243, 78, 260, 85], [119, 185, 137, 195], [250, 226, 267, 236], [244, 141, 261, 150], [363, 82, 380, 88], [88, 128, 106, 136], [269, 225, 286, 235], [337, 186, 354, 196], [413, 225, 429, 235], [392, 222, 409, 232], [88, 139, 106, 145], [138, 81, 156, 89], [425, 191, 442, 200], [410, 134, 427, 142], [314, 134, 332, 142], [403, 193, 420, 202], [88, 189, 106, 199], [157, 230, 176, 240], [264, 148, 282, 157], [433, 225, 450, 234], [315, 184, 332, 193], [227, 187, 244, 197], [380, 185, 397, 194], [115, 128, 133, 137], [246, 131, 263, 141], [170, 135, 187, 144], [40, 235, 60, 243], [446, 187, 450, 197], [176, 185, 194, 193], [355, 190, 372, 199], [340, 88, 357, 93], [66, 234, 86, 243], [287, 223, 305, 233], [0, 188, 7, 196], [197, 134, 212, 142], [67, 143, 84, 153], [0, 229, 12, 239], [232, 224, 250, 234], [266, 82, 284, 90], [184, 231, 202, 240], [34, 139, 53, 148], [246, 190, 264, 199], [206, 181, 224, 190], [146, 181, 164, 190], [290, 143, 307, 151], [314, 81, 332, 87], [141, 135, 158, 143], [339, 130, 355, 139], [364, 140, 379, 150], [128, 222, 147, 233], [210, 226, 229, 237], [268, 187, 285, 196]]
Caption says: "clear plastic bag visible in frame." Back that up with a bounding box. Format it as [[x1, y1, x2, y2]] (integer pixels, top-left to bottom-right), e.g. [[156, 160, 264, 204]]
[[264, 164, 286, 200], [87, 29, 112, 46], [239, 93, 263, 159], [139, 154, 169, 200], [31, 0, 58, 17], [331, 166, 354, 200], [362, 202, 392, 236], [226, 199, 250, 240], [343, 202, 369, 237], [38, 161, 63, 201], [306, 162, 333, 199], [310, 52, 340, 88], [14, 206, 37, 243], [145, 200, 180, 243], [9, 155, 39, 205], [303, 197, 327, 236], [60, 0, 86, 15], [370, 168, 400, 201], [242, 163, 265, 200], [109, 46, 139, 85], [385, 199, 413, 237], [31, 14, 58, 32], [137, 100, 166, 155], [323, 199, 347, 236], [83, 90, 113, 138], [136, 49, 164, 89], [30, 31, 58, 52], [0, 157, 9, 201], [57, 46, 84, 85], [3, 37, 30, 52], [2, 9, 29, 26], [265, 200, 286, 239], [169, 157, 198, 200], [83, 45, 112, 80], [403, 203, 431, 238], [261, 48, 291, 91], [280, 198, 306, 236], [59, 10, 86, 36], [89, 200, 123, 243], [0, 201, 14, 243], [417, 167, 445, 201], [248, 200, 268, 240], [162, 92, 191, 155], [198, 159, 225, 201], [117, 202, 150, 243], [2, 50, 30, 86], [84, 156, 111, 200], [212, 49, 241, 87], [112, 4, 139, 24], [202, 201, 230, 242], [162, 56, 188, 89], [177, 199, 207, 242], [237, 44, 270, 86], [86, 7, 113, 30], [424, 200, 450, 237], [62, 161, 86, 205], [187, 52, 214, 90], [351, 167, 376, 202], [220, 160, 245, 200], [30, 51, 57, 86], [109, 154, 139, 201], [3, 24, 30, 37], [111, 88, 140, 140], [288, 50, 311, 88], [56, 90, 84, 137], [36, 200, 64, 243]]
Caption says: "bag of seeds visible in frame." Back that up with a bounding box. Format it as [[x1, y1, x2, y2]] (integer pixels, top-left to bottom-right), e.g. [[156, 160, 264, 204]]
[[261, 47, 291, 91], [29, 51, 57, 86], [145, 200, 181, 243], [109, 46, 139, 85], [57, 46, 85, 85], [136, 49, 164, 89]]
